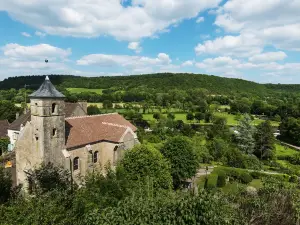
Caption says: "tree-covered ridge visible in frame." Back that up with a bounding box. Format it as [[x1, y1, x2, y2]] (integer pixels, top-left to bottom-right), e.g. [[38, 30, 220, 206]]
[[0, 73, 269, 95]]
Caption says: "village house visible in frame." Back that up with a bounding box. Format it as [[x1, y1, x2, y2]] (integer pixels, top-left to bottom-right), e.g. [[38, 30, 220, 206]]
[[14, 76, 138, 190]]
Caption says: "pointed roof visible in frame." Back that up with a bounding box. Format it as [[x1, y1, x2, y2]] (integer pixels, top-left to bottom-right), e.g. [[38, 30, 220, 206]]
[[29, 76, 65, 99]]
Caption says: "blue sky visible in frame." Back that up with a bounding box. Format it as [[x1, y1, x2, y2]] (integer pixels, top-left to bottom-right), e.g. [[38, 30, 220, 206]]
[[0, 0, 299, 83]]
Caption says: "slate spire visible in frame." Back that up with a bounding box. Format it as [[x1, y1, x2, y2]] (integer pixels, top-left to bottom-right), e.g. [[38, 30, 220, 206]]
[[29, 76, 65, 99]]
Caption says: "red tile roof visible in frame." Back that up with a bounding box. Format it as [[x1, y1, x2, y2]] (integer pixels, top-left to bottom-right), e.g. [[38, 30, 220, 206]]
[[0, 120, 9, 138], [65, 113, 137, 149]]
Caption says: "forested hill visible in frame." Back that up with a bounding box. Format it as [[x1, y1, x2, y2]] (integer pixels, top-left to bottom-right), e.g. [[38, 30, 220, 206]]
[[0, 73, 298, 95]]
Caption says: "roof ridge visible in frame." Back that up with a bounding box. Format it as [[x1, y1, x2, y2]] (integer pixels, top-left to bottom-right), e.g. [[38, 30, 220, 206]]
[[102, 122, 129, 129], [66, 112, 118, 120]]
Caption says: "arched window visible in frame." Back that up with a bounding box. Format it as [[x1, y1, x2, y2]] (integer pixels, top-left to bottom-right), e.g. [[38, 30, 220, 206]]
[[52, 103, 56, 114], [93, 151, 99, 163], [52, 128, 57, 137], [113, 146, 118, 165], [73, 157, 79, 171]]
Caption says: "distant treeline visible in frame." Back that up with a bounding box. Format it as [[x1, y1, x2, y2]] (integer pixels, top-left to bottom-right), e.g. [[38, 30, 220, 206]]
[[0, 73, 294, 95]]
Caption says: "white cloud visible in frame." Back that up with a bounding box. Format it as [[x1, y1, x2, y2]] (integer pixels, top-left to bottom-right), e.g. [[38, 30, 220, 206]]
[[195, 33, 263, 57], [2, 43, 71, 60], [21, 32, 31, 37], [77, 53, 172, 69], [35, 31, 47, 37], [196, 17, 204, 23], [194, 56, 300, 79], [182, 60, 194, 67], [0, 0, 221, 41], [249, 51, 287, 63], [0, 43, 72, 78], [128, 42, 142, 53], [214, 0, 300, 51]]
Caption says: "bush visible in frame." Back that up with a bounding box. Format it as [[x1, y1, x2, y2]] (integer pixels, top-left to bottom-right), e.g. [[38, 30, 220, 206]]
[[242, 155, 262, 170], [217, 171, 226, 187], [289, 175, 298, 183], [207, 174, 218, 189], [250, 171, 263, 179], [239, 172, 253, 184]]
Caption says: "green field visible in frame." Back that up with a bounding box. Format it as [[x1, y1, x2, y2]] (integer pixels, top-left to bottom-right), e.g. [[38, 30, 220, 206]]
[[275, 144, 299, 157], [67, 88, 104, 94], [143, 112, 279, 127]]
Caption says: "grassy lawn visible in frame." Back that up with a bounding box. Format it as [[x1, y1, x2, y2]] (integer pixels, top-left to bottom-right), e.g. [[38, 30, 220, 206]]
[[67, 88, 104, 94], [143, 112, 279, 127], [275, 143, 299, 157], [249, 179, 263, 189]]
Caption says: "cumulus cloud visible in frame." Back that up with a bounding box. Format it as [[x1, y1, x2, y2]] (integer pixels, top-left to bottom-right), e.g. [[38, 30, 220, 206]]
[[2, 43, 71, 60], [182, 60, 194, 67], [195, 33, 263, 57], [0, 43, 72, 78], [21, 32, 31, 37], [214, 0, 300, 51], [77, 52, 171, 67], [128, 42, 142, 53], [0, 0, 221, 41], [249, 51, 287, 63], [194, 56, 300, 79]]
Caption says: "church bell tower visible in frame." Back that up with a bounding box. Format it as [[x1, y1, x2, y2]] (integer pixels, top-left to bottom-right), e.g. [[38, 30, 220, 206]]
[[29, 76, 66, 166]]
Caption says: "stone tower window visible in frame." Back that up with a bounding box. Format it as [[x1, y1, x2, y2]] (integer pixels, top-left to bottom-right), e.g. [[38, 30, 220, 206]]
[[93, 151, 99, 163], [73, 157, 79, 171], [52, 128, 57, 137], [52, 103, 57, 114]]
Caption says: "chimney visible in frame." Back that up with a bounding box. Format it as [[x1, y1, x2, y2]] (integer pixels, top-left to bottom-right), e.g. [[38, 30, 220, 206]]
[[16, 112, 19, 120], [78, 101, 88, 114]]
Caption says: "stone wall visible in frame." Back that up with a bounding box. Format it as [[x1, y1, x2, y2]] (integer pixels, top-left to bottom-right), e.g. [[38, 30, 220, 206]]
[[15, 122, 43, 188], [67, 141, 118, 183]]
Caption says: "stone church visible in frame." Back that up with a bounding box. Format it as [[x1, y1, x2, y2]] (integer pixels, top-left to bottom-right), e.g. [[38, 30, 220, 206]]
[[14, 76, 138, 190]]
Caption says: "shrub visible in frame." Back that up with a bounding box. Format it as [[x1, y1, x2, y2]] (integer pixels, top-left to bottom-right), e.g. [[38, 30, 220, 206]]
[[250, 171, 263, 179], [289, 175, 298, 183], [224, 168, 240, 181], [217, 171, 226, 187], [207, 174, 218, 189], [239, 172, 253, 184], [242, 155, 262, 170], [153, 113, 161, 120]]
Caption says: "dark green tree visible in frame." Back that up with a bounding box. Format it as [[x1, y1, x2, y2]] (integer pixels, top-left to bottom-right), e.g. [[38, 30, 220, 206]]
[[160, 136, 198, 188], [254, 121, 275, 160], [0, 138, 9, 155], [186, 112, 194, 122], [0, 167, 12, 204], [87, 105, 101, 115], [235, 114, 256, 154], [195, 112, 204, 123], [119, 144, 172, 189]]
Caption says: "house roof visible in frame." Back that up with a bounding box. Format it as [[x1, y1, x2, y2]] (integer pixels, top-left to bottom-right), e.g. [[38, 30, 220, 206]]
[[0, 120, 9, 138], [9, 102, 85, 131], [65, 113, 137, 149], [8, 112, 31, 131], [65, 102, 80, 118], [29, 76, 65, 99]]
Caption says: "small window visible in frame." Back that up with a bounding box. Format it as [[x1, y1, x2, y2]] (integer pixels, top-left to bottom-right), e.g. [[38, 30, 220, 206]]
[[52, 103, 56, 114], [52, 128, 57, 137], [113, 146, 118, 165], [93, 151, 98, 163], [73, 157, 79, 171]]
